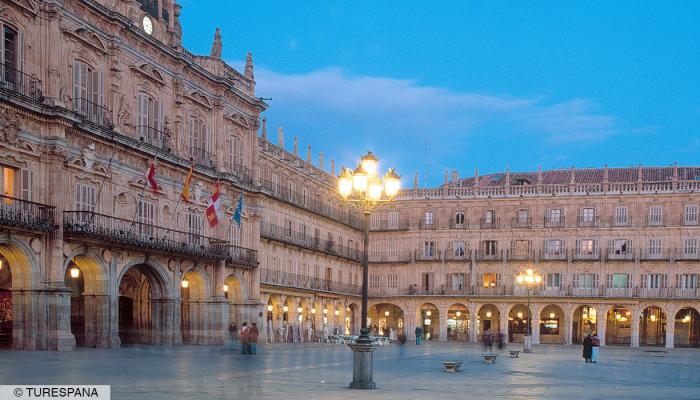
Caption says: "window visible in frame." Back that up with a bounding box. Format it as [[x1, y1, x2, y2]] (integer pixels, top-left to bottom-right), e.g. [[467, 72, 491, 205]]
[[684, 238, 698, 255], [189, 116, 209, 162], [548, 208, 562, 223], [230, 135, 244, 170], [284, 219, 293, 237], [513, 240, 530, 256], [448, 273, 465, 291], [453, 241, 465, 257], [369, 274, 380, 289], [72, 61, 104, 119], [424, 211, 433, 225], [136, 92, 163, 144], [646, 274, 665, 289], [484, 210, 494, 223], [20, 168, 31, 201], [612, 273, 629, 289], [545, 239, 563, 255], [540, 319, 559, 335], [75, 182, 96, 213], [0, 165, 15, 198], [576, 239, 596, 255], [679, 274, 697, 289], [483, 240, 497, 256], [648, 237, 662, 255], [580, 207, 595, 222], [387, 241, 398, 258], [369, 243, 380, 259], [1, 23, 19, 86], [302, 188, 308, 207], [454, 211, 465, 225], [188, 211, 202, 243], [136, 199, 155, 236], [684, 204, 699, 226], [388, 211, 399, 229], [370, 213, 380, 230], [546, 273, 561, 288], [230, 220, 241, 246], [576, 273, 596, 288], [483, 273, 498, 288], [387, 273, 398, 288], [611, 239, 630, 255], [423, 241, 435, 257], [614, 206, 629, 226], [421, 272, 434, 292], [517, 209, 529, 224], [648, 205, 663, 226]]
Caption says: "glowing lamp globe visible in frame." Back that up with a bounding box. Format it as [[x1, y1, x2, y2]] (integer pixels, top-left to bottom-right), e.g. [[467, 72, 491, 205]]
[[360, 151, 378, 177]]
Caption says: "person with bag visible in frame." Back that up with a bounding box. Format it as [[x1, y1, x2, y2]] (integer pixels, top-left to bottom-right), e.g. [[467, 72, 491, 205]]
[[591, 333, 600, 363], [249, 323, 259, 355], [240, 322, 250, 354]]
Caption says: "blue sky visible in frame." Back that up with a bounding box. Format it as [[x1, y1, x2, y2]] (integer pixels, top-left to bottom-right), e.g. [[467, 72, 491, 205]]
[[180, 1, 700, 187]]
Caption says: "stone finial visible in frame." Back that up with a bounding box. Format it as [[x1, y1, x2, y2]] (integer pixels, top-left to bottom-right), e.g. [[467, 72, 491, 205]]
[[330, 159, 335, 176], [474, 167, 479, 186], [443, 169, 449, 185], [537, 166, 543, 183], [673, 161, 678, 178], [603, 164, 609, 182], [451, 170, 458, 184], [306, 145, 312, 163], [570, 166, 576, 184], [210, 28, 222, 59], [277, 126, 284, 148], [261, 116, 267, 140], [245, 52, 254, 80], [637, 164, 643, 182], [293, 136, 299, 156], [505, 168, 511, 186], [319, 152, 324, 170], [413, 171, 419, 189]]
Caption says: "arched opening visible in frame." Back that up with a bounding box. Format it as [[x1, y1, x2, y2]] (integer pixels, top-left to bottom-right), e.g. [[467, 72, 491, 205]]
[[447, 304, 469, 341], [606, 306, 632, 345], [63, 254, 108, 348], [539, 305, 565, 344], [224, 274, 243, 326], [0, 254, 11, 349], [281, 299, 291, 342], [572, 305, 598, 344], [640, 306, 666, 346], [345, 303, 357, 335], [477, 304, 500, 341], [418, 303, 439, 341], [368, 303, 404, 337], [64, 263, 85, 347], [507, 304, 529, 343], [180, 269, 207, 344], [118, 263, 170, 346], [674, 308, 700, 348]]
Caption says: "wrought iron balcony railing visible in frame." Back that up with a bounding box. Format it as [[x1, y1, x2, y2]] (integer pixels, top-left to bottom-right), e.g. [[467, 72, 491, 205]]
[[511, 217, 532, 229], [539, 248, 568, 261], [0, 195, 55, 232], [63, 211, 228, 259], [0, 63, 43, 101], [476, 249, 504, 261], [368, 251, 412, 263], [259, 268, 361, 295], [418, 218, 440, 230], [606, 248, 635, 261], [577, 215, 599, 227], [259, 221, 362, 262], [136, 125, 171, 151], [369, 219, 410, 231], [544, 216, 566, 228], [189, 147, 216, 168], [223, 162, 254, 185], [73, 98, 113, 129], [479, 218, 499, 229], [224, 244, 258, 268]]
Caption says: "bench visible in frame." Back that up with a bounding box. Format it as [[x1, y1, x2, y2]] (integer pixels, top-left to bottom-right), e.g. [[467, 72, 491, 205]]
[[644, 350, 668, 357], [509, 350, 520, 358], [442, 360, 463, 373], [483, 353, 498, 364]]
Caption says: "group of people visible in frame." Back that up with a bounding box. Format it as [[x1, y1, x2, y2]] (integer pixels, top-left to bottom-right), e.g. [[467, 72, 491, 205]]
[[228, 322, 259, 355], [582, 333, 601, 363], [481, 329, 505, 352]]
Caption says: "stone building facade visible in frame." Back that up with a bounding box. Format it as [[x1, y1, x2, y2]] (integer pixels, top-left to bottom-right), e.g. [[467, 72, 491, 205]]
[[0, 0, 697, 352]]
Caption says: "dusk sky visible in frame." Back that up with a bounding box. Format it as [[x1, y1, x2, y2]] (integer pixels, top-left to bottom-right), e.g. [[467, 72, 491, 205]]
[[179, 1, 700, 187]]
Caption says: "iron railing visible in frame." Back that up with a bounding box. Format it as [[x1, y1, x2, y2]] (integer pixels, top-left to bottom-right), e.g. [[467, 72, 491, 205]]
[[544, 216, 566, 228], [418, 219, 440, 230], [259, 221, 362, 262], [479, 218, 500, 229], [577, 215, 599, 227], [136, 125, 170, 151], [448, 219, 470, 229], [606, 247, 635, 261], [223, 162, 254, 185], [0, 63, 43, 101], [189, 147, 216, 168], [73, 98, 113, 128], [369, 219, 410, 231], [511, 217, 532, 229], [368, 251, 412, 263], [0, 195, 55, 232], [63, 211, 228, 259], [259, 268, 361, 295], [224, 244, 258, 268]]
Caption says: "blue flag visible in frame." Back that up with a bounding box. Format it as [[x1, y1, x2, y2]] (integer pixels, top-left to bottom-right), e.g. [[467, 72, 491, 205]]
[[232, 193, 243, 226]]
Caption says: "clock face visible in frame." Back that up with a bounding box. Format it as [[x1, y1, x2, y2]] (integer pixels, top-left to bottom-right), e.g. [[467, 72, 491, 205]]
[[142, 16, 153, 35]]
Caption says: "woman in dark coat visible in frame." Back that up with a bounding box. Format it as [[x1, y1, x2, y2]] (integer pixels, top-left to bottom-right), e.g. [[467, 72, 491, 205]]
[[582, 334, 593, 363]]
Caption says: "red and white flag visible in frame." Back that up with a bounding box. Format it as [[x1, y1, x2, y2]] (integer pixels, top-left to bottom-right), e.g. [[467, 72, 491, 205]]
[[146, 159, 158, 193], [206, 183, 222, 227]]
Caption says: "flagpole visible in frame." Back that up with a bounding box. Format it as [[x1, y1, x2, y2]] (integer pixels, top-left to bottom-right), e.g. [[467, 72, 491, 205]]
[[128, 156, 156, 236]]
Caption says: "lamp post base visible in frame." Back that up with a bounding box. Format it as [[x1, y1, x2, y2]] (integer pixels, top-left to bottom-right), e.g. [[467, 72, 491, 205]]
[[523, 335, 533, 353], [348, 328, 377, 389]]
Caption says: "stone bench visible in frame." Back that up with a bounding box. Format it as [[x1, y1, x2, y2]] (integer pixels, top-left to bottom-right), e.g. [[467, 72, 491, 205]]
[[483, 353, 498, 364], [644, 350, 668, 357], [442, 360, 463, 372], [509, 350, 520, 358]]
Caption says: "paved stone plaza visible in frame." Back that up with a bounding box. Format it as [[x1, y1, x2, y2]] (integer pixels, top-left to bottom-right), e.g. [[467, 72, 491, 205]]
[[1, 343, 699, 399]]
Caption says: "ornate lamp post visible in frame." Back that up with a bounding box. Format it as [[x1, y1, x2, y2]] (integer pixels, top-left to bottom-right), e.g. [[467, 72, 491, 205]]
[[338, 151, 400, 390], [516, 268, 541, 353]]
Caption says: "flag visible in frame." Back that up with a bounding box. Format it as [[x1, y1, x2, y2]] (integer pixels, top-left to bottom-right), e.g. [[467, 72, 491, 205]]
[[146, 159, 158, 193], [181, 160, 195, 203], [232, 192, 243, 226], [206, 183, 222, 227]]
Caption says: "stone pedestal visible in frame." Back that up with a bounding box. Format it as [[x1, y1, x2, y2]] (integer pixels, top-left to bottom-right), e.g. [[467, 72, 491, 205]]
[[523, 335, 533, 353], [348, 333, 377, 390]]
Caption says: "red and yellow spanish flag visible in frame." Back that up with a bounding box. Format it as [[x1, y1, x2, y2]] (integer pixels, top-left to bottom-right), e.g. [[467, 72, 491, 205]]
[[181, 160, 195, 203], [205, 183, 221, 227]]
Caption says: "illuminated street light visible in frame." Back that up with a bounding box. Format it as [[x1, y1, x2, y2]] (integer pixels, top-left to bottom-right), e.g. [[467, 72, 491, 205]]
[[516, 267, 542, 353]]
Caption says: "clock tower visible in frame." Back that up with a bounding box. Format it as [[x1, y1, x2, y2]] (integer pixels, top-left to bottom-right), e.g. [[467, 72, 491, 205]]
[[123, 0, 182, 47]]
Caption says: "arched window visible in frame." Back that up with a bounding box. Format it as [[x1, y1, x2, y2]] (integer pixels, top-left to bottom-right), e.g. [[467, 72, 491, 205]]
[[1, 22, 19, 85], [72, 60, 104, 121], [229, 135, 243, 171], [136, 92, 164, 147], [189, 115, 209, 165]]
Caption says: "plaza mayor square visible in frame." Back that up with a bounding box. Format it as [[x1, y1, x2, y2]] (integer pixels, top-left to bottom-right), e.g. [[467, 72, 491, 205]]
[[0, 1, 699, 399]]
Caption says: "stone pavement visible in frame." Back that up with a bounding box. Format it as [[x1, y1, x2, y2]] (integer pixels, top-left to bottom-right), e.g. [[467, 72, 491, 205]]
[[1, 342, 699, 400]]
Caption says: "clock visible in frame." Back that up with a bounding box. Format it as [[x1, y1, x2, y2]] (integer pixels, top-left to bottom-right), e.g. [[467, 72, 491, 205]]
[[142, 16, 153, 35]]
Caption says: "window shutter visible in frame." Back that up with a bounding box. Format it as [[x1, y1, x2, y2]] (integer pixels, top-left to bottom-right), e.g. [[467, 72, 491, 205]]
[[661, 274, 667, 289], [72, 61, 81, 108], [575, 239, 581, 254], [593, 273, 599, 288], [560, 273, 565, 288], [572, 273, 579, 288], [157, 100, 164, 132], [496, 273, 502, 286], [606, 274, 612, 288], [20, 169, 32, 201], [640, 273, 647, 289], [675, 273, 681, 289], [478, 273, 484, 287], [627, 273, 632, 288]]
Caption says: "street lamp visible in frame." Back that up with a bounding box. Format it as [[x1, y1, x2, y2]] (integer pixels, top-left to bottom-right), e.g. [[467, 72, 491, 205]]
[[516, 268, 541, 353], [338, 150, 400, 390]]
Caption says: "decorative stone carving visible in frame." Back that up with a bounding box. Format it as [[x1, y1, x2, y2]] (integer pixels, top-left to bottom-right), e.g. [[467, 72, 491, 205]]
[[30, 238, 42, 254], [117, 94, 132, 131], [101, 248, 112, 264], [0, 108, 20, 146], [82, 143, 96, 169]]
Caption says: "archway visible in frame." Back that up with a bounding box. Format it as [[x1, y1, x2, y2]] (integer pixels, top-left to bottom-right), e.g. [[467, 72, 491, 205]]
[[419, 303, 439, 341], [477, 304, 500, 340], [118, 263, 171, 345], [606, 306, 632, 345], [63, 253, 108, 348], [640, 306, 666, 346], [224, 274, 244, 326], [507, 304, 529, 343], [447, 304, 469, 341], [0, 241, 40, 350], [368, 303, 404, 337], [539, 305, 565, 344], [345, 303, 357, 335], [572, 305, 598, 344], [64, 263, 85, 347], [180, 269, 208, 344], [0, 254, 11, 349], [674, 308, 700, 348]]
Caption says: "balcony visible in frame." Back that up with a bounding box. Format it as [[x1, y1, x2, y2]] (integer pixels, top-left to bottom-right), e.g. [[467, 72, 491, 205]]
[[544, 216, 566, 228], [0, 63, 44, 101], [672, 288, 700, 298], [610, 216, 632, 228], [636, 288, 669, 298], [577, 215, 599, 228], [640, 248, 671, 261], [573, 249, 601, 261], [0, 195, 55, 232], [369, 251, 412, 263], [223, 162, 254, 185], [74, 98, 114, 129], [414, 249, 442, 262], [419, 219, 440, 230], [511, 217, 532, 229], [539, 249, 568, 261], [259, 222, 362, 262], [63, 211, 228, 259], [508, 249, 534, 261], [606, 248, 635, 261], [675, 249, 700, 261], [444, 250, 470, 262], [224, 244, 258, 269], [136, 125, 171, 151], [571, 287, 601, 297], [474, 286, 505, 296], [370, 219, 410, 231], [603, 287, 633, 297], [476, 249, 504, 261], [645, 214, 665, 227], [479, 218, 499, 229], [448, 219, 470, 229], [259, 268, 361, 295], [189, 146, 216, 168]]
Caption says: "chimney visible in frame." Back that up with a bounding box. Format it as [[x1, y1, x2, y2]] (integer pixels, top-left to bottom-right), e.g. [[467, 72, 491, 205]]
[[451, 170, 458, 184], [413, 171, 419, 189], [277, 126, 284, 148], [293, 136, 299, 156], [261, 117, 267, 140], [330, 159, 335, 176], [319, 152, 324, 170], [474, 167, 479, 186], [306, 145, 312, 163], [443, 169, 449, 185]]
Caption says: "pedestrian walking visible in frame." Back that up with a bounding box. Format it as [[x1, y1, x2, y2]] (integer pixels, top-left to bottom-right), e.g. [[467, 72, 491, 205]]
[[496, 330, 505, 351], [582, 334, 593, 363], [591, 333, 600, 363], [398, 331, 407, 359], [483, 329, 493, 352], [240, 322, 250, 354], [249, 323, 259, 355], [415, 326, 422, 345], [228, 322, 238, 351]]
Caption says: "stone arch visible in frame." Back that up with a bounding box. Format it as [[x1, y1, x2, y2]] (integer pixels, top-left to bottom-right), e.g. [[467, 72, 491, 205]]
[[639, 304, 666, 347], [477, 303, 501, 340], [507, 304, 530, 343], [117, 257, 173, 299], [369, 302, 404, 338], [539, 304, 565, 344], [63, 247, 109, 295], [180, 267, 209, 345], [447, 303, 470, 341], [572, 304, 598, 344], [605, 305, 633, 345], [674, 307, 700, 348]]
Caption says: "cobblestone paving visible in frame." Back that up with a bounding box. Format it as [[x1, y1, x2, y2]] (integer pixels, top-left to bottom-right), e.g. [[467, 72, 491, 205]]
[[1, 342, 699, 399]]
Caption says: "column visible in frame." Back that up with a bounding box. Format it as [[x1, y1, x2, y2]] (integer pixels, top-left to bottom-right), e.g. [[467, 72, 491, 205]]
[[596, 305, 610, 346], [664, 317, 675, 349], [630, 310, 640, 348], [172, 260, 183, 345], [564, 316, 574, 345], [439, 307, 448, 342], [210, 260, 228, 345], [531, 314, 541, 345], [108, 255, 121, 347]]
